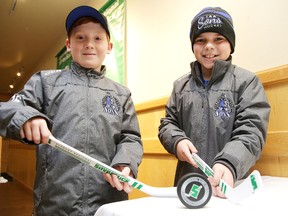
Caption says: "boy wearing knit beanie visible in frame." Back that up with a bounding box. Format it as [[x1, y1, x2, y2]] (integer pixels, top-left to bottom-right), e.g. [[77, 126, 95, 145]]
[[159, 7, 270, 199]]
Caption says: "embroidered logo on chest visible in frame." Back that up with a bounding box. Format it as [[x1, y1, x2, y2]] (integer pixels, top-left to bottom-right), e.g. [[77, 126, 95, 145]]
[[102, 93, 120, 116], [10, 94, 22, 103], [214, 94, 233, 119]]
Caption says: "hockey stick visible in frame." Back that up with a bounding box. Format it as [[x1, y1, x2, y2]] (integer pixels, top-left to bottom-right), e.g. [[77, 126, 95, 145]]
[[47, 136, 262, 202], [47, 135, 177, 197], [191, 153, 263, 203]]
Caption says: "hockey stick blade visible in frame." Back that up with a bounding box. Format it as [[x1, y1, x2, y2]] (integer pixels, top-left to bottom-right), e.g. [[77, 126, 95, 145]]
[[192, 153, 263, 203], [47, 136, 177, 198]]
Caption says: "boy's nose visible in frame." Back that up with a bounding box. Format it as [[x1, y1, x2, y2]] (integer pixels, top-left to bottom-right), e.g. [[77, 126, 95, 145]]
[[204, 42, 215, 50], [85, 40, 95, 49]]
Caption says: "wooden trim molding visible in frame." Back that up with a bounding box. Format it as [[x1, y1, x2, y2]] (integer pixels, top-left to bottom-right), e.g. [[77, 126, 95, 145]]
[[135, 97, 168, 113], [135, 64, 288, 110], [257, 64, 288, 86]]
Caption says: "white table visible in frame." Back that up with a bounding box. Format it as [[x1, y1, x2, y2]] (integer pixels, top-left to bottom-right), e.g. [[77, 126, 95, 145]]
[[95, 176, 288, 216]]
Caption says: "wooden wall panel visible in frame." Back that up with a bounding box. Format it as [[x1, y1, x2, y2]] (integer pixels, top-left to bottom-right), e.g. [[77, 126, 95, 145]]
[[252, 65, 288, 177], [137, 108, 165, 139], [0, 137, 2, 174], [8, 140, 36, 190], [262, 131, 288, 155], [263, 82, 288, 131], [0, 93, 13, 102], [129, 153, 177, 199], [0, 137, 9, 173], [251, 131, 288, 177]]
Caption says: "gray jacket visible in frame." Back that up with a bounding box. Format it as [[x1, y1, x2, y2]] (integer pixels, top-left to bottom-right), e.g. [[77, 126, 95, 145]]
[[0, 61, 143, 215], [158, 60, 270, 185]]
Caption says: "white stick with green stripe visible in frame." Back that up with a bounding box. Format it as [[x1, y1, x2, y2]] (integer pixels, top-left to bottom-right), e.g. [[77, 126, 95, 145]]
[[47, 136, 177, 197], [47, 136, 262, 202], [191, 153, 263, 203]]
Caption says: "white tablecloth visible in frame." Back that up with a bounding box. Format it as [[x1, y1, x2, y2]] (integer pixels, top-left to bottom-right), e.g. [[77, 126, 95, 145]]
[[95, 176, 288, 216]]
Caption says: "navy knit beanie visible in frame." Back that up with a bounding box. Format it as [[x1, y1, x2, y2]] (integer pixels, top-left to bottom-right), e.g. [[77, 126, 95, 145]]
[[190, 7, 235, 54]]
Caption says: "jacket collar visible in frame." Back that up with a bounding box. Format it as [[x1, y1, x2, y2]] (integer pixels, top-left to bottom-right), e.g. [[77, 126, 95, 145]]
[[190, 58, 232, 86], [71, 61, 106, 79]]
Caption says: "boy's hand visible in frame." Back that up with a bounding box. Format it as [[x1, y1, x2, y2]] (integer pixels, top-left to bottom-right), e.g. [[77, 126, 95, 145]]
[[176, 139, 198, 168], [20, 117, 51, 144], [103, 166, 133, 194], [208, 163, 234, 198]]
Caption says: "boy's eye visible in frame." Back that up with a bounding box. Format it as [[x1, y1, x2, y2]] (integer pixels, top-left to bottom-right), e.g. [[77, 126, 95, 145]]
[[215, 37, 225, 41], [195, 38, 205, 43], [76, 35, 84, 40]]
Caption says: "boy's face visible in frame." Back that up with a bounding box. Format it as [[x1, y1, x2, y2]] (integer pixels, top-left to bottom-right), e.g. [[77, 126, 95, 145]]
[[66, 22, 112, 71], [193, 32, 231, 74]]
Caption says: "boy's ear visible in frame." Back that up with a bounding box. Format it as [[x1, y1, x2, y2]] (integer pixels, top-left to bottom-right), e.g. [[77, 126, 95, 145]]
[[107, 42, 113, 54], [65, 38, 71, 51]]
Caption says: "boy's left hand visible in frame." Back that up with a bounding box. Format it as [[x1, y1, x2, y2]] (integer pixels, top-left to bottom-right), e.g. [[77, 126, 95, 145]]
[[103, 166, 133, 194]]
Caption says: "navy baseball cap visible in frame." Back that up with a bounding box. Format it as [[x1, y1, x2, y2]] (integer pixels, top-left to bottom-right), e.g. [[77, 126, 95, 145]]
[[65, 5, 110, 37]]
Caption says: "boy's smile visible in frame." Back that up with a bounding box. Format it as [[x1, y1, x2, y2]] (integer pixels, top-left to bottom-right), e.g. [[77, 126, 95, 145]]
[[66, 22, 112, 71], [193, 32, 231, 76], [203, 54, 219, 58]]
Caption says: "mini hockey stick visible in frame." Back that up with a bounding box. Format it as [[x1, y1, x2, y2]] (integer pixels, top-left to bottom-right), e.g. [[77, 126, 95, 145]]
[[191, 153, 263, 203], [47, 135, 177, 197], [47, 136, 262, 202]]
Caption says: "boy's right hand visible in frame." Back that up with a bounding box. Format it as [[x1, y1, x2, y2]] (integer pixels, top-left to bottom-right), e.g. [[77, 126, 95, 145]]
[[176, 139, 198, 168], [20, 117, 51, 144], [103, 166, 133, 194]]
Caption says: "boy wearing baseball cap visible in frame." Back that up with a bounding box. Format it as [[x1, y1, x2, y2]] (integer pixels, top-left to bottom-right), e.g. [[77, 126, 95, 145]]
[[0, 5, 143, 215], [159, 7, 270, 198]]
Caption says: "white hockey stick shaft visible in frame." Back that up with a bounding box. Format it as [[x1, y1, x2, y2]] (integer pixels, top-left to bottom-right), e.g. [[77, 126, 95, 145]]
[[47, 136, 262, 202], [47, 136, 177, 197], [191, 153, 263, 203]]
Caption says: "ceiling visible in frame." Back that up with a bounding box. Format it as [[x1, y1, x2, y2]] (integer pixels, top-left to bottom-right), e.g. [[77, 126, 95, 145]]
[[0, 0, 107, 96]]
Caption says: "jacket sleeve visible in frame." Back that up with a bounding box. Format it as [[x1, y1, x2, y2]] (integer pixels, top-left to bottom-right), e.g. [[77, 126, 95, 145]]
[[110, 94, 143, 178], [213, 75, 270, 180], [158, 85, 190, 156], [0, 72, 52, 142]]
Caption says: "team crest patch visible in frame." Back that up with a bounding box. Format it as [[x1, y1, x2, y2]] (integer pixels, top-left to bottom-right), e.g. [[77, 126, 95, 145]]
[[10, 94, 22, 103], [102, 93, 120, 115], [214, 94, 233, 119]]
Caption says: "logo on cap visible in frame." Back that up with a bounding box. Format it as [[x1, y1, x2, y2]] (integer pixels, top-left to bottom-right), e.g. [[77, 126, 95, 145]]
[[197, 15, 223, 30]]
